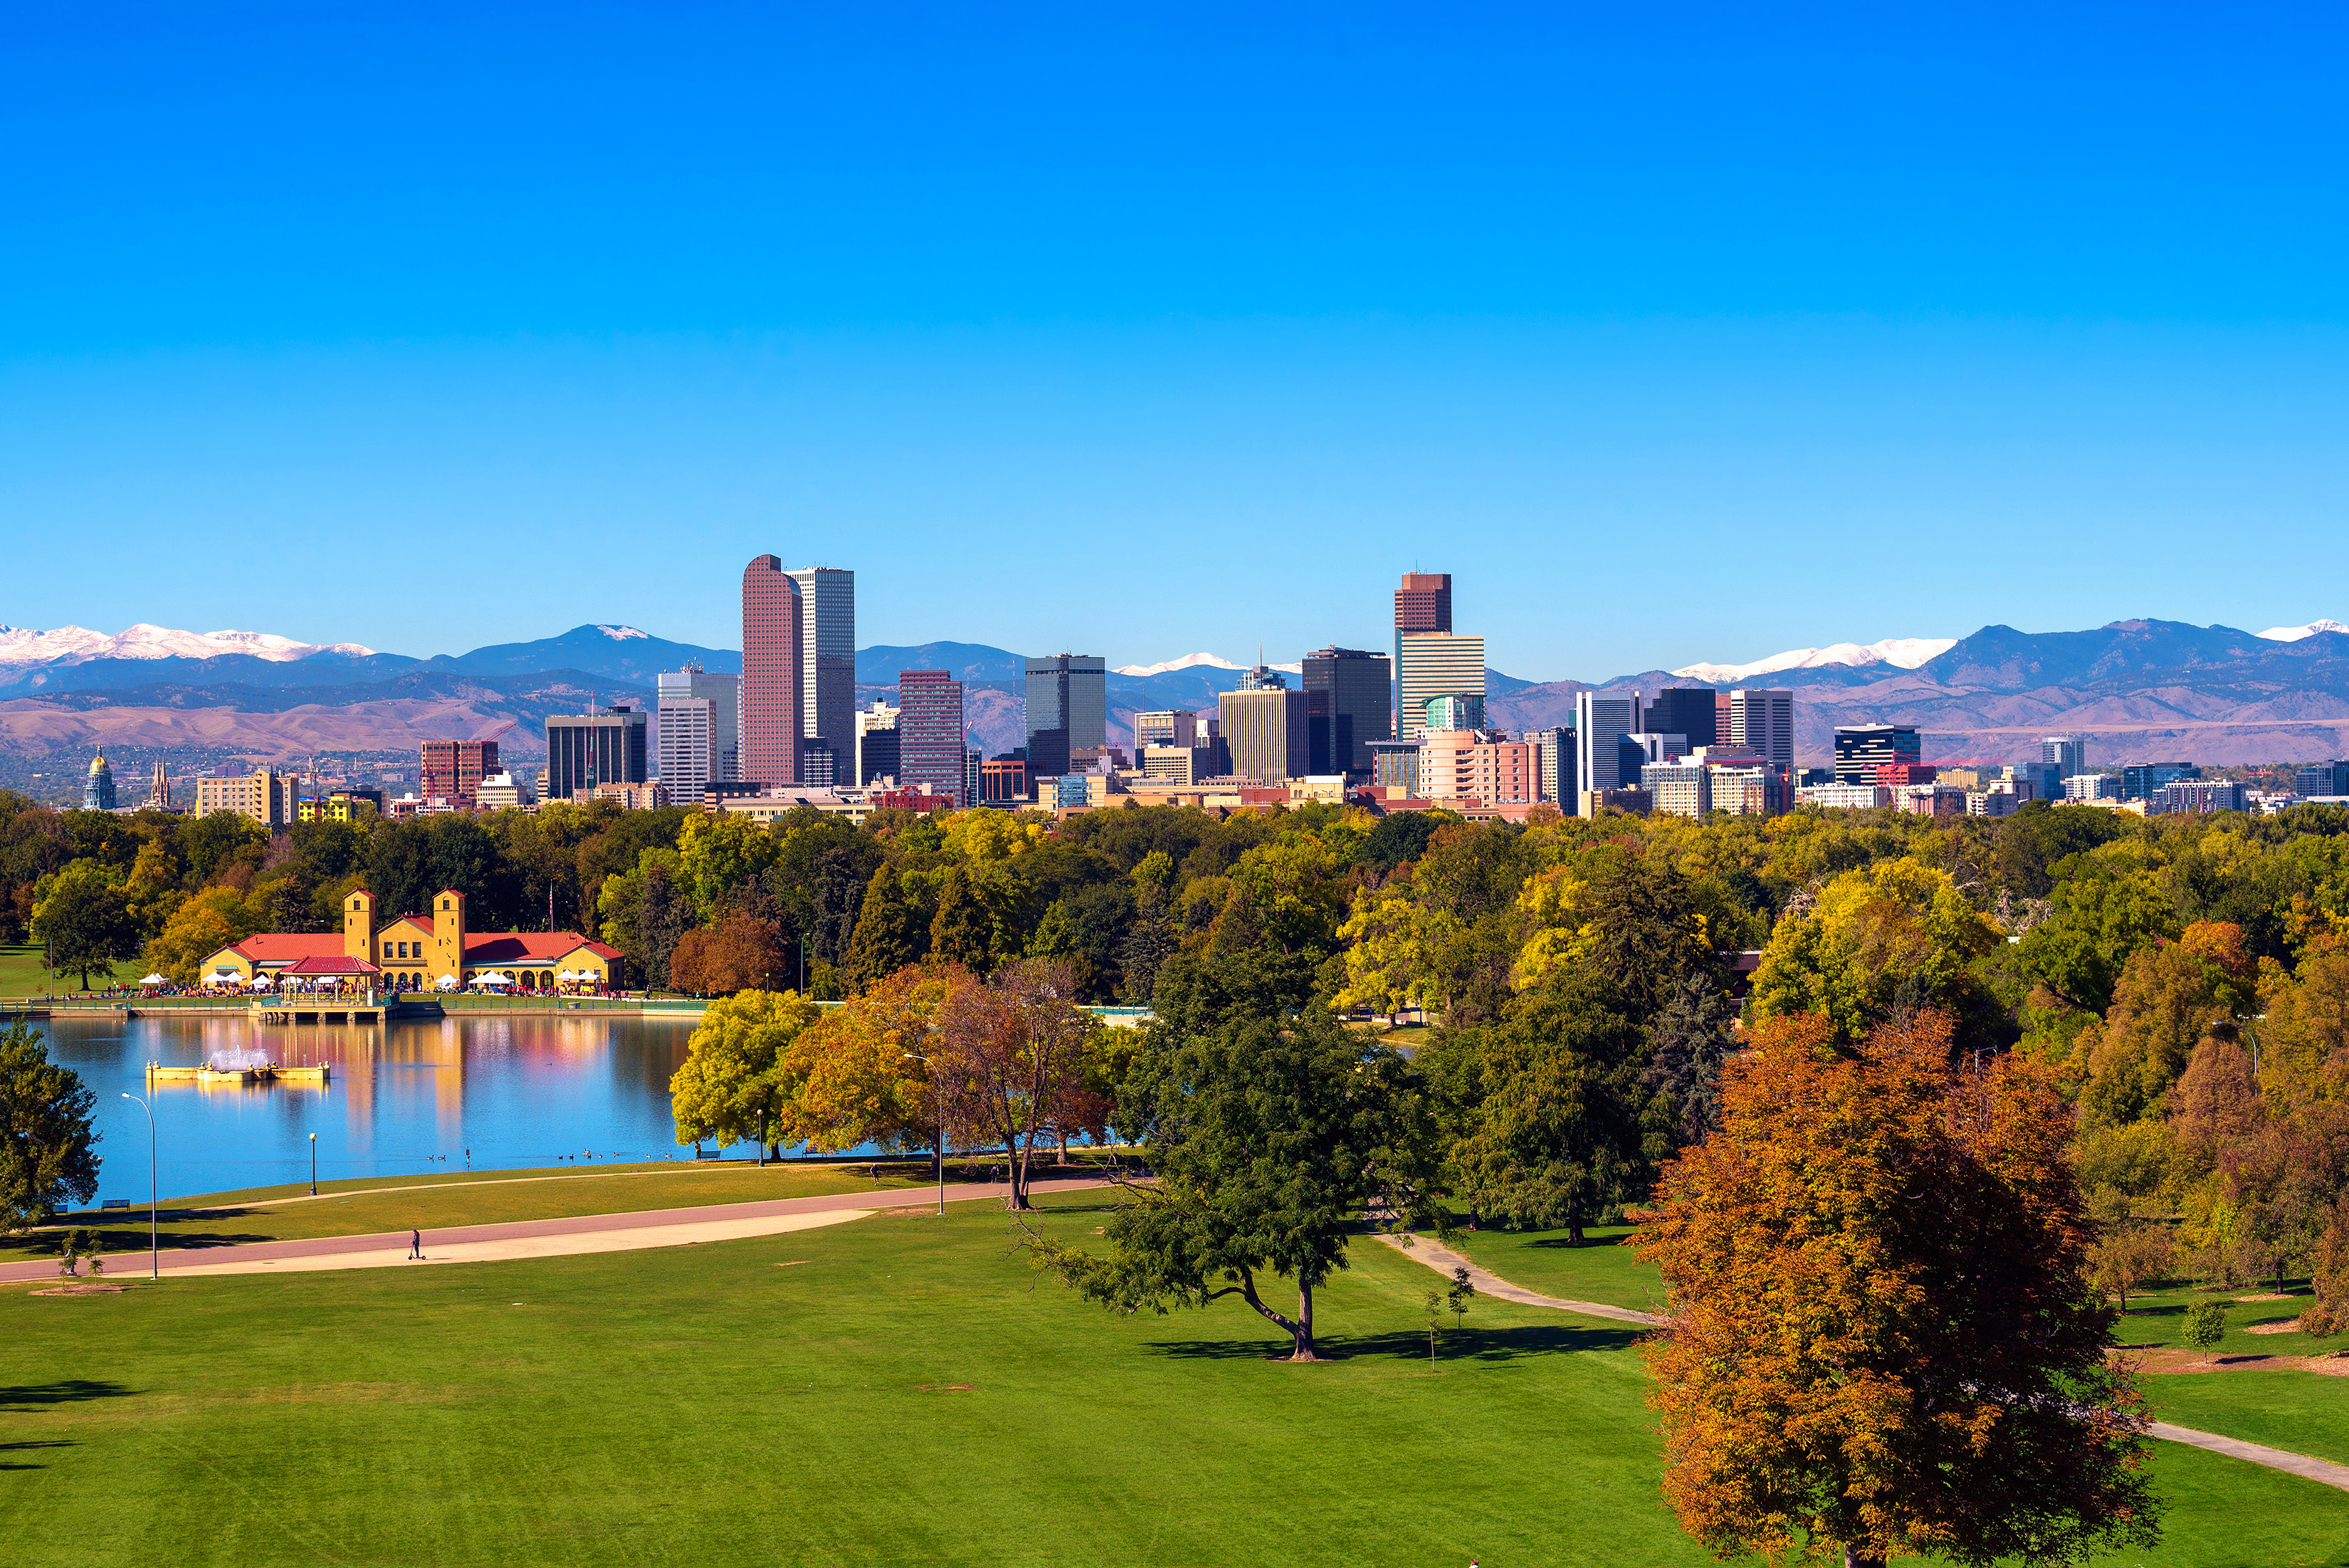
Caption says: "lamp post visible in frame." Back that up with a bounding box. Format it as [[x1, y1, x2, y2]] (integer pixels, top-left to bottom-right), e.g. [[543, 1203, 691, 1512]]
[[119, 1093, 158, 1280], [310, 1132, 317, 1196], [902, 1050, 945, 1216]]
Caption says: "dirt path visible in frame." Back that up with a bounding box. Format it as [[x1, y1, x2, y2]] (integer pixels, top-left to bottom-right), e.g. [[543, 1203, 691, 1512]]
[[1382, 1231, 2349, 1496], [2, 1175, 1113, 1284]]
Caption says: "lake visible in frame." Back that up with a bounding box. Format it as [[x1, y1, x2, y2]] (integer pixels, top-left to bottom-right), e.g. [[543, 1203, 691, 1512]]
[[39, 1012, 710, 1203]]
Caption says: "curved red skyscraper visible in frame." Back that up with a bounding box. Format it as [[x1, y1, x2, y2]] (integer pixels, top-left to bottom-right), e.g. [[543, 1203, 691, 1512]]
[[741, 554, 802, 785]]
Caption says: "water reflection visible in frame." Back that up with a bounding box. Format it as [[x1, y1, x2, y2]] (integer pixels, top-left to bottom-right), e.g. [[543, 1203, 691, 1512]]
[[43, 1014, 700, 1201]]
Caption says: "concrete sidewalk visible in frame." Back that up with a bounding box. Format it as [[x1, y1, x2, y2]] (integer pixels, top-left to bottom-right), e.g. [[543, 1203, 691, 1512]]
[[2, 1174, 1112, 1284]]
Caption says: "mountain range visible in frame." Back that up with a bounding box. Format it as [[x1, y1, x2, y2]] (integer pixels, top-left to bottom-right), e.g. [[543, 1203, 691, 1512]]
[[4, 617, 2349, 770]]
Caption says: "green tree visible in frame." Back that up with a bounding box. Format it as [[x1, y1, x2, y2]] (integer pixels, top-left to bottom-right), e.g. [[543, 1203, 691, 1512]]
[[31, 860, 137, 990], [843, 864, 923, 991], [1031, 1006, 1441, 1359], [668, 990, 821, 1160], [675, 811, 784, 925], [0, 1021, 100, 1232], [927, 865, 994, 972]]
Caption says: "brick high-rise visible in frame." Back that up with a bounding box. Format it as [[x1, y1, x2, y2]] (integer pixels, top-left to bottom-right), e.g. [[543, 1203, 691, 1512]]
[[741, 555, 802, 786], [421, 740, 498, 811], [898, 670, 967, 806]]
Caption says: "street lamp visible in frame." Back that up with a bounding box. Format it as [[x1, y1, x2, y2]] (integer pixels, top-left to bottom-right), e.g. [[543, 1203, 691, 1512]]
[[119, 1093, 158, 1280], [902, 1051, 945, 1216], [310, 1132, 317, 1196]]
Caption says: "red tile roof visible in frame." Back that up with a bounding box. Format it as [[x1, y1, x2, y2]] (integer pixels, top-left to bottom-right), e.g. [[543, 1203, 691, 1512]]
[[283, 954, 384, 975], [461, 932, 621, 964]]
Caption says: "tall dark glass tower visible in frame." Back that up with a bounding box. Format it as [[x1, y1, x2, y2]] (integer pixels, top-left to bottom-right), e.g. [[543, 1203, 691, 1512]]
[[1023, 654, 1105, 779], [1301, 647, 1393, 778]]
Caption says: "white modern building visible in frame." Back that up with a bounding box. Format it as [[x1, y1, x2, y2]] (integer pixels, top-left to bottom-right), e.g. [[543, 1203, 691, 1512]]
[[657, 665, 741, 805]]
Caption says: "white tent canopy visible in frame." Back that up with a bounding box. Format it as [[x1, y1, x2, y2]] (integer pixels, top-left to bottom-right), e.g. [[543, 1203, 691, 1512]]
[[141, 973, 167, 985], [248, 975, 275, 989], [435, 974, 459, 991]]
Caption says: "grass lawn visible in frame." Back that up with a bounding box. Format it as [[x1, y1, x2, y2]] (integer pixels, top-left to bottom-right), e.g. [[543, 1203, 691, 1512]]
[[1431, 1221, 1669, 1315], [4, 1196, 2346, 1567], [0, 942, 137, 996], [2147, 1372, 2349, 1467], [0, 1157, 1022, 1263], [2111, 1274, 2333, 1358]]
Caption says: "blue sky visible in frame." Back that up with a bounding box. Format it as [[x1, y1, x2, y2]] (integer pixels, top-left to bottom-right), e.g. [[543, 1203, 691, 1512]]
[[4, 3, 2345, 680]]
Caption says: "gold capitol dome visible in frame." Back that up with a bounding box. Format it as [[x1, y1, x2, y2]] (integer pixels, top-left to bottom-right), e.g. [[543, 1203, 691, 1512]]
[[88, 751, 110, 773]]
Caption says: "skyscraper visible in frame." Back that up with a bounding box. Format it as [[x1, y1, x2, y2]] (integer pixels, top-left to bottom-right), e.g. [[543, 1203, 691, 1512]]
[[1220, 688, 1311, 783], [545, 711, 646, 801], [1396, 633, 1486, 744], [898, 671, 967, 804], [1729, 689, 1795, 772], [1833, 724, 1920, 784], [1643, 688, 1720, 751], [741, 555, 802, 785], [2041, 736, 2088, 779], [1574, 691, 1642, 812], [656, 665, 741, 805], [421, 740, 500, 811], [1393, 571, 1452, 732], [784, 567, 855, 786], [1301, 646, 1392, 778], [1024, 654, 1106, 779]]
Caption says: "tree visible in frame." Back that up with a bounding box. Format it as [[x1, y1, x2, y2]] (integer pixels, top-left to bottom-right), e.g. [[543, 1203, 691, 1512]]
[[936, 959, 1093, 1209], [675, 811, 783, 925], [1031, 1006, 1441, 1360], [2079, 932, 2251, 1129], [1453, 972, 1646, 1242], [1641, 969, 1740, 1150], [0, 1022, 100, 1232], [1747, 856, 2004, 1052], [32, 861, 136, 990], [927, 865, 995, 972], [785, 964, 961, 1153], [1635, 1009, 2161, 1568], [668, 990, 821, 1160], [843, 865, 922, 991], [2091, 1220, 2174, 1318]]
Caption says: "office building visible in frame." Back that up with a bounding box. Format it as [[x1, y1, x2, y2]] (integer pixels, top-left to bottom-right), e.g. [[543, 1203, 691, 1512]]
[[1397, 633, 1485, 746], [1424, 693, 1486, 732], [896, 671, 967, 805], [981, 757, 1029, 804], [1368, 739, 1420, 795], [1898, 783, 1969, 817], [1706, 762, 1791, 817], [1301, 646, 1392, 779], [1525, 727, 1575, 804], [2122, 762, 2196, 801], [1420, 730, 1536, 805], [2008, 761, 2064, 801], [2298, 762, 2349, 798], [1394, 570, 1451, 723], [83, 752, 116, 811], [1643, 762, 1710, 819], [854, 700, 900, 786], [2154, 779, 2246, 816], [965, 749, 982, 810], [1135, 710, 1200, 749], [1728, 690, 1795, 772], [2064, 772, 2123, 801], [1644, 689, 1719, 752], [1834, 725, 1920, 784], [474, 773, 535, 811], [1801, 782, 1893, 810], [194, 768, 295, 827], [741, 555, 802, 785], [1574, 691, 1643, 813], [1627, 732, 1690, 764], [782, 567, 855, 786], [1024, 654, 1106, 780], [422, 740, 501, 811], [2041, 736, 2088, 779], [1221, 688, 1312, 783], [545, 712, 646, 802], [656, 666, 740, 806]]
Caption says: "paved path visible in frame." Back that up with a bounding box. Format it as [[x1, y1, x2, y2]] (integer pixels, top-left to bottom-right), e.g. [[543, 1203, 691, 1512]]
[[2, 1175, 1113, 1284], [1375, 1232, 1664, 1326], [1381, 1230, 2349, 1495]]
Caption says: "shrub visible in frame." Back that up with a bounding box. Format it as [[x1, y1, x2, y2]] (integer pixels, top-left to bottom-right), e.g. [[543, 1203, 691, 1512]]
[[2182, 1300, 2228, 1348]]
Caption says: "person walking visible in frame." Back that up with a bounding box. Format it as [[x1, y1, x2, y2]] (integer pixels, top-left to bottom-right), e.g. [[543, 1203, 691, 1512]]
[[408, 1228, 423, 1261]]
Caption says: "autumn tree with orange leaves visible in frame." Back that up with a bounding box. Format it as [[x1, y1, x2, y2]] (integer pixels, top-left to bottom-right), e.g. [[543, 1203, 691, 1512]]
[[1635, 1010, 2161, 1568]]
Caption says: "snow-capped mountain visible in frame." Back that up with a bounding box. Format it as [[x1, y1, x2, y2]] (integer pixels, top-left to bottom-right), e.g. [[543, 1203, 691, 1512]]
[[2256, 620, 2349, 642], [0, 623, 377, 668], [1115, 652, 1303, 677], [1670, 636, 1958, 685]]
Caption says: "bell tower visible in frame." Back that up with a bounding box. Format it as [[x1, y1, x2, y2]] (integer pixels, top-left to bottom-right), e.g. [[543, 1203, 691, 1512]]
[[344, 888, 376, 963], [431, 888, 468, 983]]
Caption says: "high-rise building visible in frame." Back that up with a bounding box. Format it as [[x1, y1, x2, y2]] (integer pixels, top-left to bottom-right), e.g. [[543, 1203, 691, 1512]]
[[2296, 762, 2349, 798], [741, 555, 802, 785], [1643, 762, 1711, 819], [898, 671, 967, 804], [2064, 773, 2123, 801], [1424, 693, 1486, 732], [1024, 654, 1105, 779], [1220, 688, 1311, 783], [545, 712, 646, 801], [83, 752, 116, 811], [1368, 739, 1420, 795], [784, 567, 856, 786], [2041, 736, 2088, 779], [421, 740, 500, 811], [1833, 725, 1920, 784], [656, 665, 740, 805], [1526, 726, 1575, 803], [1301, 646, 1392, 779], [1397, 633, 1486, 745], [854, 699, 901, 785], [2154, 779, 2247, 816], [1420, 730, 1537, 805], [2121, 762, 2195, 801], [1644, 689, 1720, 751], [1729, 689, 1794, 772], [1134, 710, 1200, 749], [1394, 570, 1455, 739], [194, 768, 294, 827], [1574, 692, 1642, 812]]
